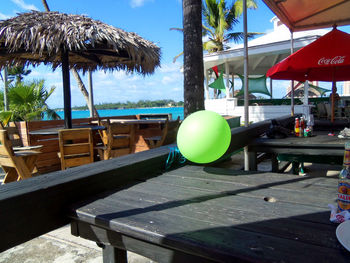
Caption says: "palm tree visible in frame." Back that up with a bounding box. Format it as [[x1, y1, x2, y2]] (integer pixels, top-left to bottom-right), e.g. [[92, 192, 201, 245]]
[[202, 0, 259, 53], [7, 66, 32, 84], [183, 0, 205, 117], [172, 0, 259, 62], [8, 80, 60, 121]]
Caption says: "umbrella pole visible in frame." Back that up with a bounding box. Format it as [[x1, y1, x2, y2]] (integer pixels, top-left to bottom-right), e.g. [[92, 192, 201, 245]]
[[331, 79, 336, 123], [243, 0, 250, 171], [290, 30, 295, 116], [61, 49, 72, 129]]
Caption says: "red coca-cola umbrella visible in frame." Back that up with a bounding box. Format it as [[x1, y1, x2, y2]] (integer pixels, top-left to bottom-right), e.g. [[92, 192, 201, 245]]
[[267, 28, 350, 122]]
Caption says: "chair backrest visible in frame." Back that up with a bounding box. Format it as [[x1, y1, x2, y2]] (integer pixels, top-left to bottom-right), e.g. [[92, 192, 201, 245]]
[[0, 130, 16, 167], [0, 122, 23, 147], [136, 113, 172, 120], [58, 128, 94, 170], [156, 117, 180, 147], [104, 122, 135, 159]]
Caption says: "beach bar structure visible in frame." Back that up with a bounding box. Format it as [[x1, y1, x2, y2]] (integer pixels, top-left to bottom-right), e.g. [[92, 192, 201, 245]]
[[203, 19, 329, 123], [1, 2, 350, 262]]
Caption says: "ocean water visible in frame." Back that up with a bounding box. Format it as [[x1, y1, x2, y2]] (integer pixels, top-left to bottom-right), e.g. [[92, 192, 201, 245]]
[[54, 107, 184, 120]]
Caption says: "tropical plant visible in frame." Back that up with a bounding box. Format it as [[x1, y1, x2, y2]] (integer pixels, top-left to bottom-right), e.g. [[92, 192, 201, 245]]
[[172, 0, 260, 62], [7, 66, 32, 84], [202, 0, 259, 53], [7, 80, 60, 121]]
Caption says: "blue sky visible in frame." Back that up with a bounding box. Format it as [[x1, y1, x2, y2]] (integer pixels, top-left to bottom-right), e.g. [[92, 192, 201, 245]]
[[0, 0, 342, 108]]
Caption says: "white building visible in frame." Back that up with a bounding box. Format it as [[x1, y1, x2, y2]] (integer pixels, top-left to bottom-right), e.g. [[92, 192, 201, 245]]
[[203, 18, 329, 123]]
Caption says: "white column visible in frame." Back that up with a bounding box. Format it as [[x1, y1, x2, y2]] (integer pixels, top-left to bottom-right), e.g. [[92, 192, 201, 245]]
[[304, 81, 309, 106], [225, 62, 230, 98], [205, 69, 210, 100], [231, 74, 235, 97], [270, 78, 273, 99]]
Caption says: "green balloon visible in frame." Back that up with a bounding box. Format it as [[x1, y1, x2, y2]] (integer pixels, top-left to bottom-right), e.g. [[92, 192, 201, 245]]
[[177, 110, 231, 164]]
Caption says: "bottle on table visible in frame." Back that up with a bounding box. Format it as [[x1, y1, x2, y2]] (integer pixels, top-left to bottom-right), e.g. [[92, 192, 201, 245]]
[[338, 141, 350, 213], [300, 116, 306, 137], [294, 118, 300, 137]]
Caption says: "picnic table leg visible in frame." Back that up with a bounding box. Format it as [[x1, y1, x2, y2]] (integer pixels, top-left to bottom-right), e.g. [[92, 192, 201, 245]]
[[23, 155, 39, 175], [271, 154, 279, 172], [2, 167, 18, 183], [247, 151, 257, 171], [102, 245, 127, 263]]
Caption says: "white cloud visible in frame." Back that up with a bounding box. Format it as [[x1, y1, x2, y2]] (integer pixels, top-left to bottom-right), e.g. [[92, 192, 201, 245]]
[[0, 12, 12, 20], [158, 62, 182, 73], [130, 0, 154, 8], [162, 76, 175, 85], [11, 0, 39, 11], [23, 61, 184, 108]]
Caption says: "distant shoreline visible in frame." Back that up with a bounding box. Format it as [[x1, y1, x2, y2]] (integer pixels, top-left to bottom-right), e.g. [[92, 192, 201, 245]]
[[55, 106, 183, 112], [52, 107, 184, 120]]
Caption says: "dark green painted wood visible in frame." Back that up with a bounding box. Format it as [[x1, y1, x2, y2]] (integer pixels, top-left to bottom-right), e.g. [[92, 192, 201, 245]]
[[71, 165, 347, 263], [247, 131, 346, 171], [74, 221, 216, 263], [225, 115, 297, 157], [0, 145, 173, 252], [102, 245, 127, 263]]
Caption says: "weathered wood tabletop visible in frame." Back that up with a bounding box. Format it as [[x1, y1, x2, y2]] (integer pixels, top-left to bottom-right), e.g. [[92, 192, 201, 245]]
[[28, 125, 105, 135], [249, 131, 346, 153], [70, 165, 348, 263], [247, 132, 347, 171]]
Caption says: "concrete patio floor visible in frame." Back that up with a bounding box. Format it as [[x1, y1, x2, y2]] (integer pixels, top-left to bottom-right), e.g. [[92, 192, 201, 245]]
[[0, 224, 153, 263]]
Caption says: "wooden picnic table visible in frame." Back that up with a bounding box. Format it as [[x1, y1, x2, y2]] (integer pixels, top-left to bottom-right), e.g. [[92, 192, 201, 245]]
[[247, 131, 347, 172], [28, 125, 106, 136], [70, 165, 348, 263], [91, 119, 175, 153]]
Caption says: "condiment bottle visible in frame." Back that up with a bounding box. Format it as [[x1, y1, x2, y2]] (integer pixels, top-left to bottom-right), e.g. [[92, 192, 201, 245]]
[[338, 141, 350, 213], [300, 117, 305, 137], [294, 118, 300, 137]]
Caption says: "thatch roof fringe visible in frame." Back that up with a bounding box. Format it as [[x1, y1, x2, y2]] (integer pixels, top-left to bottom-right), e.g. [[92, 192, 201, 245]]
[[0, 11, 160, 74]]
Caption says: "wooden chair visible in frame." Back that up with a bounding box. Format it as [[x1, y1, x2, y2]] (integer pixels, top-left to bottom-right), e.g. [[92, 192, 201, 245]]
[[144, 117, 180, 149], [97, 121, 135, 160], [58, 128, 94, 170], [0, 130, 41, 183], [136, 113, 172, 120], [0, 122, 43, 151]]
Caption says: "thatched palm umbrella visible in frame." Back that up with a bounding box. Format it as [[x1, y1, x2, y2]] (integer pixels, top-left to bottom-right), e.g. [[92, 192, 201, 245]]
[[0, 11, 161, 128]]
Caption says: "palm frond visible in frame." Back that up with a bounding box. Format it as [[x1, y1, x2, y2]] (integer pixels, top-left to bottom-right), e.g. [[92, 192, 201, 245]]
[[169, 28, 183, 32], [173, 52, 184, 63], [234, 0, 258, 18]]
